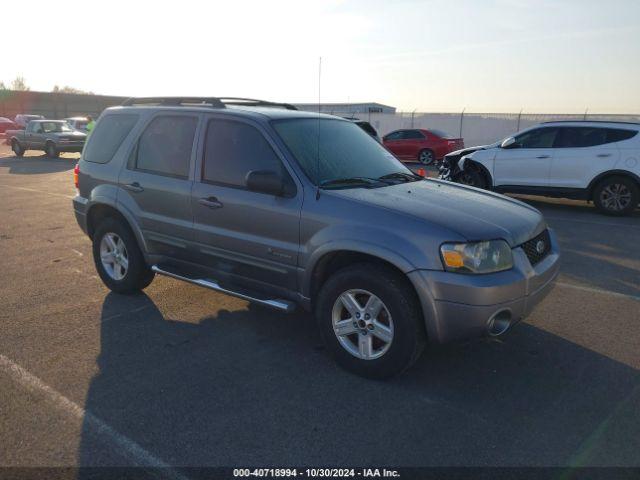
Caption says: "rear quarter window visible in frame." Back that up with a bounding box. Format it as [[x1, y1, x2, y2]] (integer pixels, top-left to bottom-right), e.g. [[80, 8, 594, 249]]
[[606, 128, 638, 143], [84, 114, 140, 164]]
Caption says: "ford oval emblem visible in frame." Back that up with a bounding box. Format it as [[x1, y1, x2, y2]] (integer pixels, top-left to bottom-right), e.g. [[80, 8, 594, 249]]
[[535, 240, 546, 254]]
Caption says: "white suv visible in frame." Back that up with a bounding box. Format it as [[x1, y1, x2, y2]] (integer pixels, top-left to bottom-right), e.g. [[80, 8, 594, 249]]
[[441, 121, 640, 215]]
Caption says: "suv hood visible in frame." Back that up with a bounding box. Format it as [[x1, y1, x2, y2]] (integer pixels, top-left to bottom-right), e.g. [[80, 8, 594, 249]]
[[330, 179, 546, 246]]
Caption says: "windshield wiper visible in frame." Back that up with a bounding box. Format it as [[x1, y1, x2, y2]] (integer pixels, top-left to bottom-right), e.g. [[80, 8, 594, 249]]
[[320, 177, 386, 189], [378, 171, 423, 183]]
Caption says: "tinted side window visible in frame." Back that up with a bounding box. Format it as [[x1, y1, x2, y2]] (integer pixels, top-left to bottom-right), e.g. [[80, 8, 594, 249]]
[[385, 131, 404, 140], [135, 115, 197, 178], [514, 128, 558, 148], [555, 127, 608, 148], [404, 130, 425, 139], [606, 128, 637, 143], [203, 119, 285, 188], [84, 114, 139, 164]]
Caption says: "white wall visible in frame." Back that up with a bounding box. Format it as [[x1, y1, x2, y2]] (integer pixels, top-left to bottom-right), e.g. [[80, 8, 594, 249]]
[[365, 112, 640, 146]]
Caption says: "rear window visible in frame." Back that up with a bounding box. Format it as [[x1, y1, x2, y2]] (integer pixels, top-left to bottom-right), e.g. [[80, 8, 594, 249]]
[[429, 129, 455, 139], [84, 114, 139, 164], [135, 115, 197, 178], [606, 128, 637, 143]]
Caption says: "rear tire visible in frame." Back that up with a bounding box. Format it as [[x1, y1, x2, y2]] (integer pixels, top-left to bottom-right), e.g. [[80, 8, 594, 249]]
[[593, 176, 639, 216], [45, 142, 59, 158], [315, 263, 426, 379], [92, 217, 154, 293], [11, 140, 24, 157], [418, 149, 435, 165]]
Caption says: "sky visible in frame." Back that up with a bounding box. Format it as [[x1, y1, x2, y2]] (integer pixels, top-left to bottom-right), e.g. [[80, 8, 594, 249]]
[[3, 0, 640, 113]]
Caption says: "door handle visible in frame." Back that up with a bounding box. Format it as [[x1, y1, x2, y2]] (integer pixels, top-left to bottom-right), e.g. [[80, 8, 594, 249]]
[[535, 155, 550, 159], [597, 153, 612, 158], [123, 182, 144, 193], [199, 196, 223, 209]]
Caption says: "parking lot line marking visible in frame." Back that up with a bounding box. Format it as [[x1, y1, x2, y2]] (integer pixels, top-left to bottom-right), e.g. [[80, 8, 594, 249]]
[[556, 282, 640, 302], [544, 216, 640, 229], [0, 354, 189, 480], [0, 184, 75, 199]]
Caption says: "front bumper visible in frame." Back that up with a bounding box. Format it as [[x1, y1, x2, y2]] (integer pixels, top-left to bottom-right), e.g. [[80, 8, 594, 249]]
[[408, 228, 560, 344]]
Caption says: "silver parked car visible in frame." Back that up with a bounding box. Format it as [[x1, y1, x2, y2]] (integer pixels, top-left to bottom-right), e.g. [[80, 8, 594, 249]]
[[73, 96, 560, 378]]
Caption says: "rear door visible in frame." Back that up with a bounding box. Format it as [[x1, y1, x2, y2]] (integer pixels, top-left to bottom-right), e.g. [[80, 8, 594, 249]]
[[117, 113, 199, 260], [493, 127, 558, 187], [191, 116, 302, 293], [550, 127, 621, 189], [403, 129, 427, 160]]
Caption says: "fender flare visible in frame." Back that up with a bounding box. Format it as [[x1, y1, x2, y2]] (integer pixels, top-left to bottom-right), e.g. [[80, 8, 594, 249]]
[[301, 240, 417, 298], [587, 170, 640, 198], [458, 158, 494, 187]]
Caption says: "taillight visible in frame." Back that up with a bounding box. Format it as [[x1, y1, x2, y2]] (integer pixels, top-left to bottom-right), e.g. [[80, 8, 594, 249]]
[[74, 163, 79, 190]]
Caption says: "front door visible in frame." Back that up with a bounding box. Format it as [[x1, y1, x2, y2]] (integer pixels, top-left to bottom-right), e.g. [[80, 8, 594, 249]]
[[192, 116, 302, 293], [493, 127, 558, 187], [117, 113, 199, 259]]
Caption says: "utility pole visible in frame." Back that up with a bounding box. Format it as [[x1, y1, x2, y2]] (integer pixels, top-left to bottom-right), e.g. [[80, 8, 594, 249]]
[[459, 107, 466, 138]]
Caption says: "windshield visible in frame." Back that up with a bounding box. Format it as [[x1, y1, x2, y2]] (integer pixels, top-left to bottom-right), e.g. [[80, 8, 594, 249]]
[[41, 122, 72, 133], [273, 118, 412, 188]]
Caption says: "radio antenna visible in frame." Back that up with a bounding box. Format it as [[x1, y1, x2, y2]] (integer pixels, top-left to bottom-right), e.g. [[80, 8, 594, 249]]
[[315, 56, 322, 200]]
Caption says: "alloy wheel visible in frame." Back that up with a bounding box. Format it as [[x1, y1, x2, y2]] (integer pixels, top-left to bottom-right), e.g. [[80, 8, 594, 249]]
[[99, 232, 129, 281], [331, 289, 394, 360], [600, 183, 632, 212], [419, 150, 434, 165]]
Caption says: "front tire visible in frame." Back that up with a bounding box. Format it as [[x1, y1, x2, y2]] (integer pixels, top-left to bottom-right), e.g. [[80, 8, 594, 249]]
[[11, 140, 24, 157], [593, 176, 639, 216], [45, 142, 59, 158], [92, 217, 154, 293], [315, 263, 426, 379], [418, 149, 435, 165], [457, 168, 487, 189]]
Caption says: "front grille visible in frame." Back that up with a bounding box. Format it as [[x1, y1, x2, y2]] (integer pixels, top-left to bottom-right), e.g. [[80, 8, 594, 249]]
[[521, 229, 551, 266]]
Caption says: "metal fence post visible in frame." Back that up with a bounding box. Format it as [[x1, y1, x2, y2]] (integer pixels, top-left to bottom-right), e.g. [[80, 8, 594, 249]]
[[459, 108, 465, 138], [411, 109, 416, 128], [516, 108, 523, 132]]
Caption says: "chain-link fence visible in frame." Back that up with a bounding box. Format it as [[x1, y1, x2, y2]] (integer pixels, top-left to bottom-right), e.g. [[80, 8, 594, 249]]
[[359, 111, 640, 146]]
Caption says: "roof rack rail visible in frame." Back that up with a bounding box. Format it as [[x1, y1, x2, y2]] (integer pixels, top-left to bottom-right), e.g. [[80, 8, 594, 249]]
[[120, 96, 298, 111], [218, 97, 298, 110], [121, 97, 225, 108]]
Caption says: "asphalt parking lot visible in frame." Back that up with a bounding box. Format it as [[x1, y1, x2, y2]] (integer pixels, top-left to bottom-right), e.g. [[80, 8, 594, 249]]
[[1, 145, 639, 471]]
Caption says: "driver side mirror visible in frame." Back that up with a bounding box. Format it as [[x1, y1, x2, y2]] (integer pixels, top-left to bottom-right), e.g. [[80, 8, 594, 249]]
[[245, 170, 285, 196], [501, 137, 516, 149]]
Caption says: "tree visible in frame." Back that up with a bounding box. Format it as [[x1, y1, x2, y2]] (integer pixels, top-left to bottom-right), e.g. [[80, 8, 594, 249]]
[[0, 81, 6, 90], [11, 76, 29, 91], [52, 85, 94, 95]]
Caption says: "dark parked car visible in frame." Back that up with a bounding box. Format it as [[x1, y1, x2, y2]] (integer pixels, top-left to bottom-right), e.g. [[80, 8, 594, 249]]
[[383, 128, 464, 165], [346, 118, 380, 142]]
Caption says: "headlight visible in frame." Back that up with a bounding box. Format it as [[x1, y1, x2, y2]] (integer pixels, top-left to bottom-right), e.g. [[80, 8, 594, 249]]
[[440, 240, 513, 274]]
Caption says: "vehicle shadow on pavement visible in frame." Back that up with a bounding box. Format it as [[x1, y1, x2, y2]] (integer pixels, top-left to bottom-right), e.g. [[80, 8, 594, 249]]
[[77, 292, 640, 471], [0, 155, 77, 175]]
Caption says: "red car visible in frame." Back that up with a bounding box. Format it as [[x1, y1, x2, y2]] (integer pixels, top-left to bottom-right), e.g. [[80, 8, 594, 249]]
[[382, 128, 464, 165], [0, 117, 17, 138]]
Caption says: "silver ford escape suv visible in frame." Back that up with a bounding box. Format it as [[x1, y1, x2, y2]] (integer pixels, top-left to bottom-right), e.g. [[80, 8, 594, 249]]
[[73, 96, 560, 379]]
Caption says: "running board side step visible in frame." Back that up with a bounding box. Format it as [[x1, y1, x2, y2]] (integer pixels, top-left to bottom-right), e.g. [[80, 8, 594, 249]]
[[151, 265, 296, 313]]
